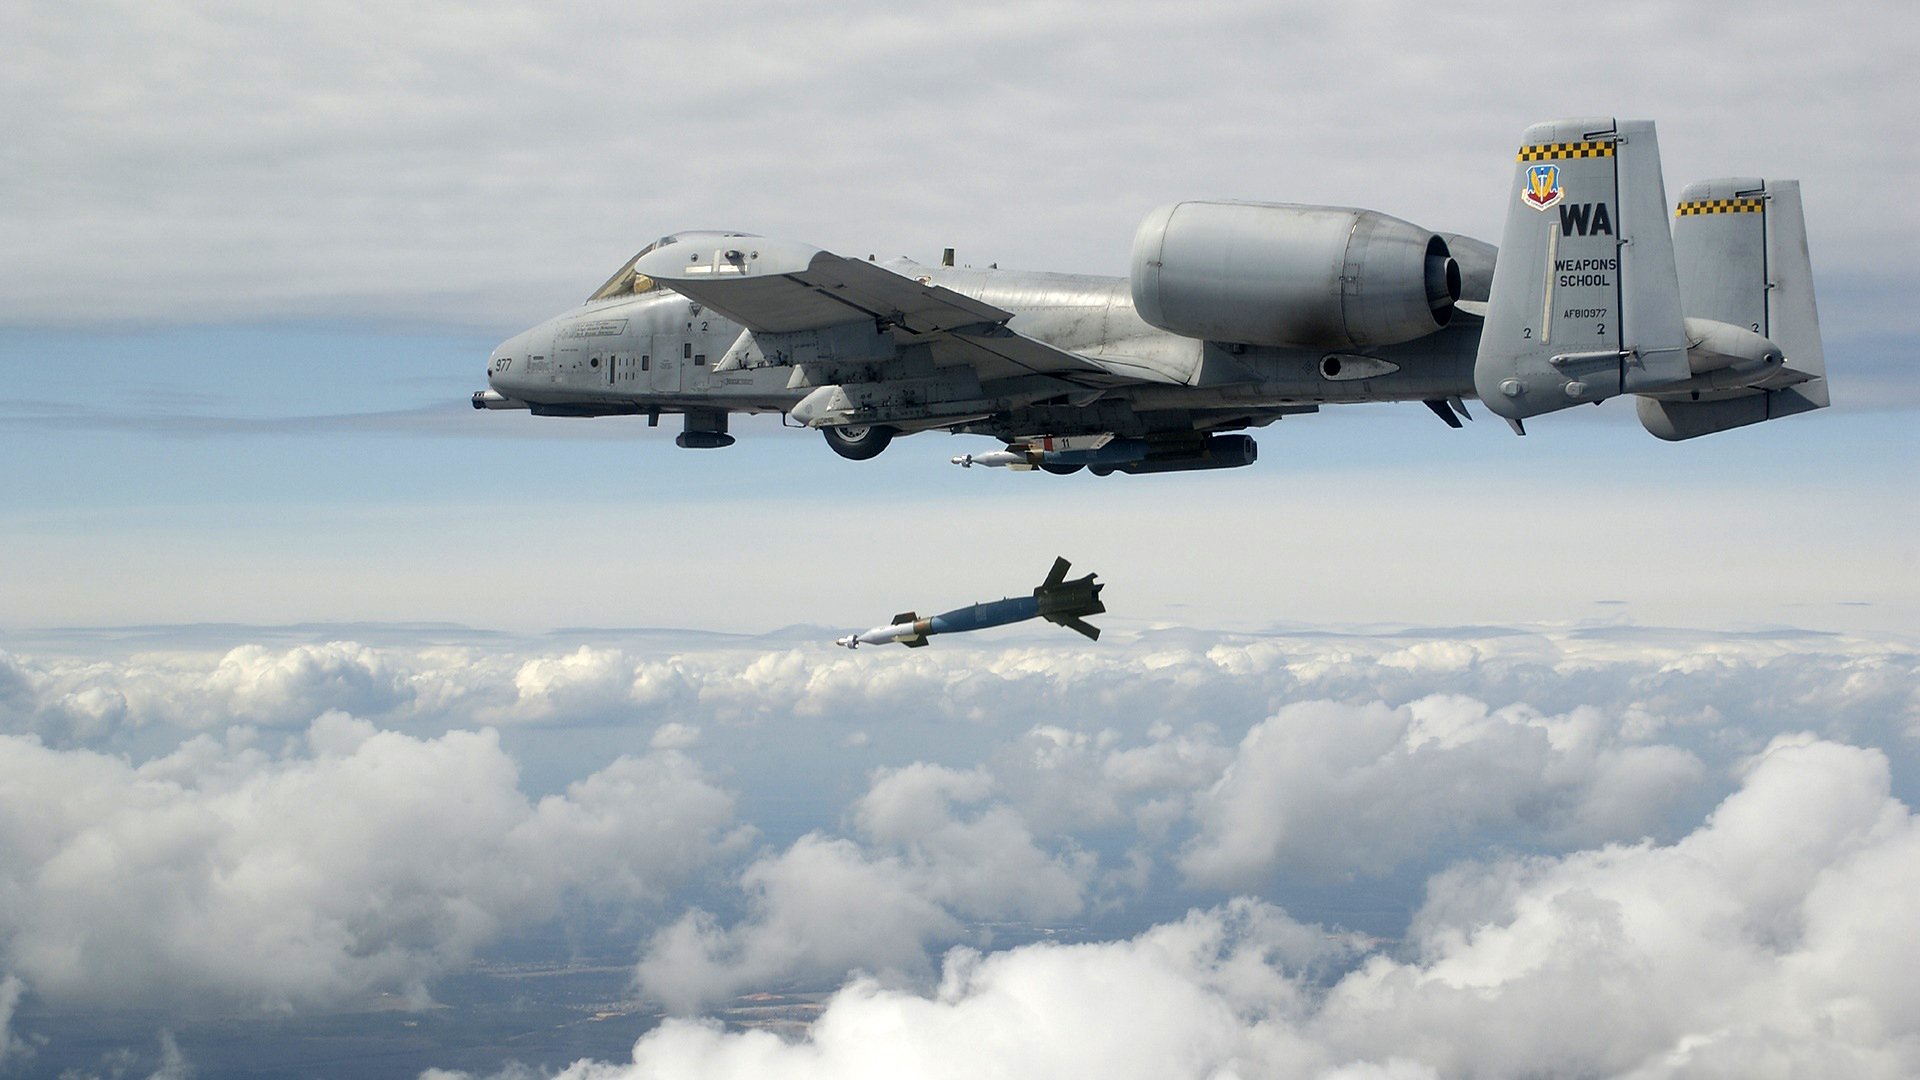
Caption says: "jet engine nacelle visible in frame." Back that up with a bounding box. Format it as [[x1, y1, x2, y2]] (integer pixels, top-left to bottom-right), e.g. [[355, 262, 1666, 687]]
[[1130, 201, 1460, 350]]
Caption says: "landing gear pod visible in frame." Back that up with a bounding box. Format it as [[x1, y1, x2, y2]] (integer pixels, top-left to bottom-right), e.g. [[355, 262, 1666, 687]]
[[822, 423, 895, 460]]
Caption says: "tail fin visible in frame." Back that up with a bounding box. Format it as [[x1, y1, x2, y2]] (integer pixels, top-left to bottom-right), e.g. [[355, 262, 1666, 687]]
[[1635, 178, 1829, 440], [1055, 616, 1101, 642], [1042, 556, 1070, 589], [1475, 118, 1690, 421]]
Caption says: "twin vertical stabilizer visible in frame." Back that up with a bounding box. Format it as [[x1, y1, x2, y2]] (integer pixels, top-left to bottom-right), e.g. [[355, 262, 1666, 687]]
[[1636, 178, 1829, 439], [1475, 118, 1688, 419], [1474, 119, 1827, 438]]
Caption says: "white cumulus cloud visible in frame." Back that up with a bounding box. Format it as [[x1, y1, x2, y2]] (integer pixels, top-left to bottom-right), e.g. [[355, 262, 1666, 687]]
[[0, 716, 745, 1013], [1178, 694, 1705, 886], [530, 736, 1919, 1079], [636, 764, 1092, 1012]]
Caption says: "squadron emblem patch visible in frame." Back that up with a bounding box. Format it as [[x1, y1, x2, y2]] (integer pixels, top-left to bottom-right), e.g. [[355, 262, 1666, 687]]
[[1522, 164, 1564, 211]]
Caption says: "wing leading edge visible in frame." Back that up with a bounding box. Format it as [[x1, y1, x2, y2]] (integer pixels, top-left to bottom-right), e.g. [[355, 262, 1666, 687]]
[[632, 235, 1170, 389]]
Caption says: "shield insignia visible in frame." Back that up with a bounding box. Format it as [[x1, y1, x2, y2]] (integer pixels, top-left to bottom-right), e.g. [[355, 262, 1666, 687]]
[[1522, 163, 1563, 211]]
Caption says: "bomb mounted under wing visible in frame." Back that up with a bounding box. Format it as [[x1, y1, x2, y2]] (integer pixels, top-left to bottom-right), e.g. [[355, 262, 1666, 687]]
[[477, 118, 1829, 469], [836, 558, 1105, 649]]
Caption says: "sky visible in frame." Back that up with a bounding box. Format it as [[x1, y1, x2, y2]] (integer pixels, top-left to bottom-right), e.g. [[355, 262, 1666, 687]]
[[1, 1, 1917, 1077]]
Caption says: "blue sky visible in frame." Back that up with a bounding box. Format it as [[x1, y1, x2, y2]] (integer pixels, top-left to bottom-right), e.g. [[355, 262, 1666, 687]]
[[2, 321, 1912, 635]]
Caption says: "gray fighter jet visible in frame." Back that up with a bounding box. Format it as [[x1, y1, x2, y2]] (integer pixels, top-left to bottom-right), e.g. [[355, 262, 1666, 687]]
[[475, 118, 1827, 474]]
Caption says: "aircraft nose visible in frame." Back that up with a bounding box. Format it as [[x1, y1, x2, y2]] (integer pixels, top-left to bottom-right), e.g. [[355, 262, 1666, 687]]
[[486, 329, 532, 387], [473, 332, 534, 410]]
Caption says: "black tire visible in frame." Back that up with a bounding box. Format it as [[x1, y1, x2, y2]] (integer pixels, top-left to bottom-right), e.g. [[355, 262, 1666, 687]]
[[1039, 462, 1084, 476], [1089, 465, 1116, 477], [822, 424, 895, 461]]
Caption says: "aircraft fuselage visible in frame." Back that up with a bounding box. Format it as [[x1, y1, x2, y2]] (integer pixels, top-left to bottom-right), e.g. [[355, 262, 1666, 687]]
[[482, 261, 1482, 447]]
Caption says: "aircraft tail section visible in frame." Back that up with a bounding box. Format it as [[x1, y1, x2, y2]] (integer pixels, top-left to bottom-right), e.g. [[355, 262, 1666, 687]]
[[1475, 118, 1690, 423], [1635, 178, 1828, 440]]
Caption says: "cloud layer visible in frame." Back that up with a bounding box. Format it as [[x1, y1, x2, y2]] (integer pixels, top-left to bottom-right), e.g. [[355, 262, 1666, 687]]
[[1, 622, 1913, 1078], [0, 715, 745, 1011], [636, 763, 1094, 1011], [547, 737, 1920, 1079], [8, 625, 1913, 747]]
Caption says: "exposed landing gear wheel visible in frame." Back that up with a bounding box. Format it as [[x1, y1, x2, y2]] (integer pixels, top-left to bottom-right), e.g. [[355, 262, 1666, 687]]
[[1039, 462, 1084, 475], [823, 424, 896, 461], [1089, 465, 1116, 477]]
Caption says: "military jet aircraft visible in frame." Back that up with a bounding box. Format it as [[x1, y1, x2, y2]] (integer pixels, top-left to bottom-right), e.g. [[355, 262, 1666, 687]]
[[474, 117, 1827, 475]]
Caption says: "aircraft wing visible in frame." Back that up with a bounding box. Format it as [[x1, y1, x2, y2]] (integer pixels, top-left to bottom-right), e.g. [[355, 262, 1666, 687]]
[[632, 236, 1168, 387]]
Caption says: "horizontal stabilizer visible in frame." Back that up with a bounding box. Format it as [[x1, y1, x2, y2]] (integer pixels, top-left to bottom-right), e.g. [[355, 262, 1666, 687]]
[[1636, 390, 1824, 440]]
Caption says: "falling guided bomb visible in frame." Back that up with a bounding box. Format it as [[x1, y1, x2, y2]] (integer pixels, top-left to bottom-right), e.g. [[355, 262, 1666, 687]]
[[836, 557, 1105, 649]]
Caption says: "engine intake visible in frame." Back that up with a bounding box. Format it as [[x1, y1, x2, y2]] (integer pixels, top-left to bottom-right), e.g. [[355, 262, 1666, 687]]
[[1131, 201, 1460, 350]]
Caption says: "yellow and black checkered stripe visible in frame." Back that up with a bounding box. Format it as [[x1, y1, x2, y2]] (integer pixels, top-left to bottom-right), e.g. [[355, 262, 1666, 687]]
[[1674, 198, 1765, 216], [1516, 140, 1616, 161]]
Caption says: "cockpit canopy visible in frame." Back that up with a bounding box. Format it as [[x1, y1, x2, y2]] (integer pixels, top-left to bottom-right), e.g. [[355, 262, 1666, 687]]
[[586, 231, 760, 302]]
